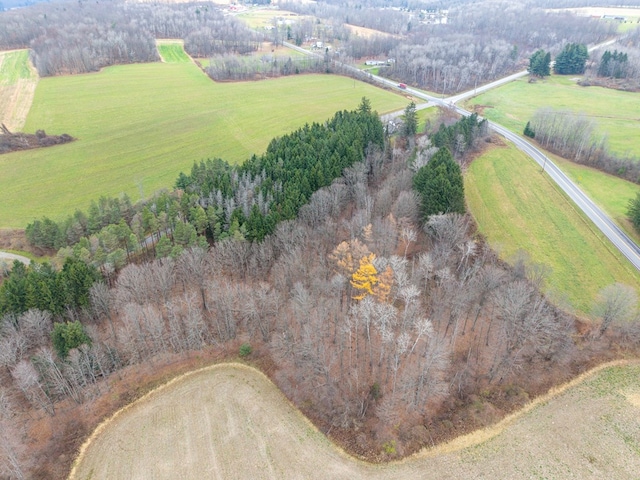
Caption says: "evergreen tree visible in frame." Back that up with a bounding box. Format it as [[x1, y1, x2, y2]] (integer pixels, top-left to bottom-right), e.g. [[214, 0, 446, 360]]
[[523, 121, 535, 138], [51, 320, 91, 359], [413, 147, 465, 221], [155, 235, 173, 258], [627, 192, 640, 233], [357, 96, 372, 115], [528, 49, 551, 77], [554, 43, 588, 75], [402, 101, 418, 137]]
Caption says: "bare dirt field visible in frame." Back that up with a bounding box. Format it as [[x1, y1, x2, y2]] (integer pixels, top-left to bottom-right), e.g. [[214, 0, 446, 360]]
[[70, 361, 640, 480]]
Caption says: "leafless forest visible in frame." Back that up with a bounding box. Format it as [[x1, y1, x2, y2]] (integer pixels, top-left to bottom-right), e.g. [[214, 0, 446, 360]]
[[283, 0, 614, 93], [0, 0, 619, 91], [0, 2, 261, 76], [2, 124, 639, 478]]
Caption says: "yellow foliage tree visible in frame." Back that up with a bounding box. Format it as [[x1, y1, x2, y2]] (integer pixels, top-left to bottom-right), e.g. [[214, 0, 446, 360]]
[[373, 265, 394, 303], [351, 253, 379, 300], [330, 239, 370, 276]]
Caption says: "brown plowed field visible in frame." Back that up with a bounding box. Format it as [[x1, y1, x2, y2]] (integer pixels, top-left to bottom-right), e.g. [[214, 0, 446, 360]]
[[69, 362, 640, 480]]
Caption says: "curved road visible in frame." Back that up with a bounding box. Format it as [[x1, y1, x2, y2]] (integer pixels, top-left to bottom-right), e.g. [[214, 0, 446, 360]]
[[464, 111, 640, 271], [284, 38, 640, 272], [0, 251, 31, 266]]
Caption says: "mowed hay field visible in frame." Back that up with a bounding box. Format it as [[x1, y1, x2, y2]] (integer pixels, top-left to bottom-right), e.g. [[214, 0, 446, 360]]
[[465, 75, 640, 157], [0, 49, 38, 131], [465, 143, 640, 313], [70, 362, 640, 480], [0, 55, 406, 228]]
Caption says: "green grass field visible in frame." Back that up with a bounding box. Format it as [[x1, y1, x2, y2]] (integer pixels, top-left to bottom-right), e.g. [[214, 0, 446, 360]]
[[550, 154, 640, 242], [236, 9, 301, 29], [465, 75, 640, 157], [465, 143, 640, 314], [157, 42, 191, 63], [0, 50, 33, 84], [0, 56, 406, 228]]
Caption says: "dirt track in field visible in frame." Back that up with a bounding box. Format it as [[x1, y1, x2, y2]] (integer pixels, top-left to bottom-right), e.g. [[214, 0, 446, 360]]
[[69, 361, 640, 480], [0, 51, 38, 131]]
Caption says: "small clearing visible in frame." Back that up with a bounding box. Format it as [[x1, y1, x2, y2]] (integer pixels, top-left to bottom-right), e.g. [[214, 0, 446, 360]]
[[0, 50, 38, 131], [70, 362, 640, 480], [345, 24, 401, 39], [156, 40, 192, 63]]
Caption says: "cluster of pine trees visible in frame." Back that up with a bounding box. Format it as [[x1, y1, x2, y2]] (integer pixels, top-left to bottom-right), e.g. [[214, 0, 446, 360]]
[[26, 100, 384, 265], [0, 258, 101, 317], [553, 43, 588, 75], [431, 113, 489, 157], [528, 49, 551, 77], [597, 50, 629, 78]]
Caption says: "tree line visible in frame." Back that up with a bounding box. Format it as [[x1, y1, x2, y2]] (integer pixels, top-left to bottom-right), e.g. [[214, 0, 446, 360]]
[[0, 0, 261, 76], [582, 30, 640, 90], [205, 54, 328, 81], [280, 0, 414, 36], [527, 107, 640, 183], [26, 101, 384, 267]]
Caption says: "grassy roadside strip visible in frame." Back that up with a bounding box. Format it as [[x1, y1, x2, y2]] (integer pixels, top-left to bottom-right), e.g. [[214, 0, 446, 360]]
[[462, 75, 640, 248], [549, 153, 640, 243], [465, 142, 640, 315]]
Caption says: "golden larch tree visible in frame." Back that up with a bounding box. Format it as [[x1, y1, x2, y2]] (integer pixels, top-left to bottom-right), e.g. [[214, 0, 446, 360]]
[[351, 253, 379, 300]]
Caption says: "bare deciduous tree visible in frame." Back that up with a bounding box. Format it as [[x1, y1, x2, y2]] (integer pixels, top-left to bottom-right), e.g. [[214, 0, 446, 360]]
[[593, 283, 638, 337]]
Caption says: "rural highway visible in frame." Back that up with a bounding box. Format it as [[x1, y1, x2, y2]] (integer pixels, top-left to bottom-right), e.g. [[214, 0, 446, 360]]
[[284, 37, 640, 272], [454, 107, 640, 271]]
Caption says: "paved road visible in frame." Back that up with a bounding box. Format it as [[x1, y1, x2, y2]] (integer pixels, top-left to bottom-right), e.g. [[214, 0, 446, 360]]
[[284, 37, 640, 271], [0, 251, 31, 266], [447, 38, 618, 104], [451, 106, 640, 271]]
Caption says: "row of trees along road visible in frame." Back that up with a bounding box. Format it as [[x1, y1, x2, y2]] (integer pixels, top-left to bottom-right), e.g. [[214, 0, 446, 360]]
[[523, 105, 640, 185], [528, 43, 589, 78], [3, 105, 639, 478]]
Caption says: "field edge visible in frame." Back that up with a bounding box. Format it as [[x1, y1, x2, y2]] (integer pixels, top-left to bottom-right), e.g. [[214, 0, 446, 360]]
[[68, 358, 640, 479]]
